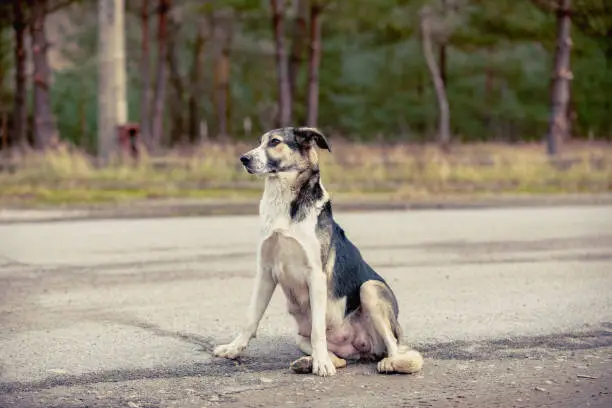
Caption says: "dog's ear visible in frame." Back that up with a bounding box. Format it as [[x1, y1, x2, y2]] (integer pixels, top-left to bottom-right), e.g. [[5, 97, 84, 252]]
[[293, 127, 332, 152]]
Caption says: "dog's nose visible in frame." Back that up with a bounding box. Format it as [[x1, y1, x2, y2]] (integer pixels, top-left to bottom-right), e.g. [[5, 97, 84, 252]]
[[240, 155, 250, 165]]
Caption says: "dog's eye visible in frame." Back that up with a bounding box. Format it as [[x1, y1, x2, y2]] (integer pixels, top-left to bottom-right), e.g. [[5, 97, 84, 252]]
[[268, 139, 281, 147]]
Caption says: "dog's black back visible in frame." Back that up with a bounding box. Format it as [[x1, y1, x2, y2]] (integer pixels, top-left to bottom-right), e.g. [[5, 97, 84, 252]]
[[317, 198, 399, 317]]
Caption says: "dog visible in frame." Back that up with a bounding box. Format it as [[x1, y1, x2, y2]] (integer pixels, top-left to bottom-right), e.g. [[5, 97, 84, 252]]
[[213, 127, 423, 377]]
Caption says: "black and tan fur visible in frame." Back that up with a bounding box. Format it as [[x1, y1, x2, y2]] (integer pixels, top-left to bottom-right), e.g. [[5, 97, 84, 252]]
[[213, 127, 423, 376]]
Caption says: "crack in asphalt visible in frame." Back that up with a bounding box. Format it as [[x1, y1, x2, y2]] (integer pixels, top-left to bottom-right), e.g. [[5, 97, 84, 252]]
[[0, 359, 289, 394], [418, 324, 612, 360], [96, 315, 217, 354]]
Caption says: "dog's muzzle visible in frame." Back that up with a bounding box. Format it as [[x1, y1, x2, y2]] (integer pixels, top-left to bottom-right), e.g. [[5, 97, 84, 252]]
[[240, 155, 255, 174]]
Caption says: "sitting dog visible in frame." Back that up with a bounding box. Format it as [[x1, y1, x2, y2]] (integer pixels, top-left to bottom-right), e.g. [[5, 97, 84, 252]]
[[213, 127, 423, 377]]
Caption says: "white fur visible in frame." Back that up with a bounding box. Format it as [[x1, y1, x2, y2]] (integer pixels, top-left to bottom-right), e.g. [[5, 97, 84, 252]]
[[213, 173, 336, 376]]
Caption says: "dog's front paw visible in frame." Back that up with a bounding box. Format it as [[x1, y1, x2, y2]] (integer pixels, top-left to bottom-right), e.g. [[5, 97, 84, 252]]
[[213, 342, 245, 360], [312, 355, 336, 377]]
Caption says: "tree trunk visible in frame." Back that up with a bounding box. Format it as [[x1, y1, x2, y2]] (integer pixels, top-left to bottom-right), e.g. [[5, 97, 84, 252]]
[[439, 44, 447, 88], [114, 0, 127, 126], [416, 71, 425, 135], [288, 0, 307, 111], [306, 3, 322, 127], [214, 40, 231, 139], [188, 22, 206, 144], [151, 0, 170, 150], [139, 0, 152, 149], [546, 0, 572, 156], [78, 93, 86, 148], [420, 7, 450, 148], [213, 11, 232, 139], [217, 50, 230, 139], [2, 113, 8, 152], [29, 0, 58, 150], [270, 0, 292, 127], [484, 47, 494, 137], [439, 0, 447, 88], [12, 0, 29, 151], [166, 15, 185, 146]]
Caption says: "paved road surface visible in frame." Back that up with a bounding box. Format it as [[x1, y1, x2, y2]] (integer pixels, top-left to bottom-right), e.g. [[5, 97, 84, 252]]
[[0, 206, 611, 407]]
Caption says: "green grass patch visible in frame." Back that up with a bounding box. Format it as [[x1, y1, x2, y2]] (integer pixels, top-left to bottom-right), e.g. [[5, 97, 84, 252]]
[[1, 141, 611, 207]]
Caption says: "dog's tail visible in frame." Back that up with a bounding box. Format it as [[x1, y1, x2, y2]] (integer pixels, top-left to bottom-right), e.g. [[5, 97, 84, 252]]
[[393, 345, 424, 374]]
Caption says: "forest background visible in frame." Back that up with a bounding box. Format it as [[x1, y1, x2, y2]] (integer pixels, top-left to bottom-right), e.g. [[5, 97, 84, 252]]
[[0, 0, 610, 208]]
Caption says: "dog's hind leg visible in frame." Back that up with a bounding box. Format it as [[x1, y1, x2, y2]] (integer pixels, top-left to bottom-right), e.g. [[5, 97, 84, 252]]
[[360, 280, 423, 374], [290, 334, 347, 374]]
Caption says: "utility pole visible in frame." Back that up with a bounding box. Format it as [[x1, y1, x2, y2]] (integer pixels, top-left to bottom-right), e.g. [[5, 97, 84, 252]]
[[98, 0, 126, 163]]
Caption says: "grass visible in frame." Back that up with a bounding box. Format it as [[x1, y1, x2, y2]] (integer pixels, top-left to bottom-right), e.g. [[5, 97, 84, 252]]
[[1, 140, 611, 207]]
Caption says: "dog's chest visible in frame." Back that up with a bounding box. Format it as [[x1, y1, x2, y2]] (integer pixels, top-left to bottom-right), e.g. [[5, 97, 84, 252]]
[[258, 187, 320, 288], [259, 228, 314, 316], [259, 186, 319, 250]]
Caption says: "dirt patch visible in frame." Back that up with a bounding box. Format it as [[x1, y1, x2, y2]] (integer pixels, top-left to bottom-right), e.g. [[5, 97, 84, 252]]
[[0, 347, 610, 408]]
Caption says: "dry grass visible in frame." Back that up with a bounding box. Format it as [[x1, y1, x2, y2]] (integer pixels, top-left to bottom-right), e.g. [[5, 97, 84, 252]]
[[1, 141, 611, 206]]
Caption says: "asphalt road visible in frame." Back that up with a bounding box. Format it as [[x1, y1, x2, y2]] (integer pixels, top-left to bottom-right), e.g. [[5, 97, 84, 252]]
[[0, 206, 611, 407]]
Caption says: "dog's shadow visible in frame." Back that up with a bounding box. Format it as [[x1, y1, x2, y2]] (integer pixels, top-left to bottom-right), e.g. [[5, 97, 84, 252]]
[[104, 316, 400, 373]]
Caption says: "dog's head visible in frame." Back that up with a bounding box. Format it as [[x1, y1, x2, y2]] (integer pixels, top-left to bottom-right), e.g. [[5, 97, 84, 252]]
[[239, 127, 331, 175]]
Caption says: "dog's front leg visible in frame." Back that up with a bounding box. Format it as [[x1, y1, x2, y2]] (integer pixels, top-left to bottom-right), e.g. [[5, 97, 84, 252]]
[[308, 269, 336, 377], [213, 263, 276, 359]]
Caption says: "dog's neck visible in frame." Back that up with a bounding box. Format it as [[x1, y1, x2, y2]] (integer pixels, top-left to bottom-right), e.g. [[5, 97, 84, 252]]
[[260, 167, 329, 225]]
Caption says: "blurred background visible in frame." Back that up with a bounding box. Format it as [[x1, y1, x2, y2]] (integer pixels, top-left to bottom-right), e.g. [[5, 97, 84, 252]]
[[0, 0, 610, 210]]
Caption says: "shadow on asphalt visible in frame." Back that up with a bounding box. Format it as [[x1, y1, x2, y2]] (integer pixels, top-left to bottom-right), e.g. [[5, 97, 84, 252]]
[[1, 320, 610, 394]]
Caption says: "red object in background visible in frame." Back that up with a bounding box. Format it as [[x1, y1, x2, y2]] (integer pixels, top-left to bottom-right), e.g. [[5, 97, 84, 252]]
[[117, 123, 140, 159]]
